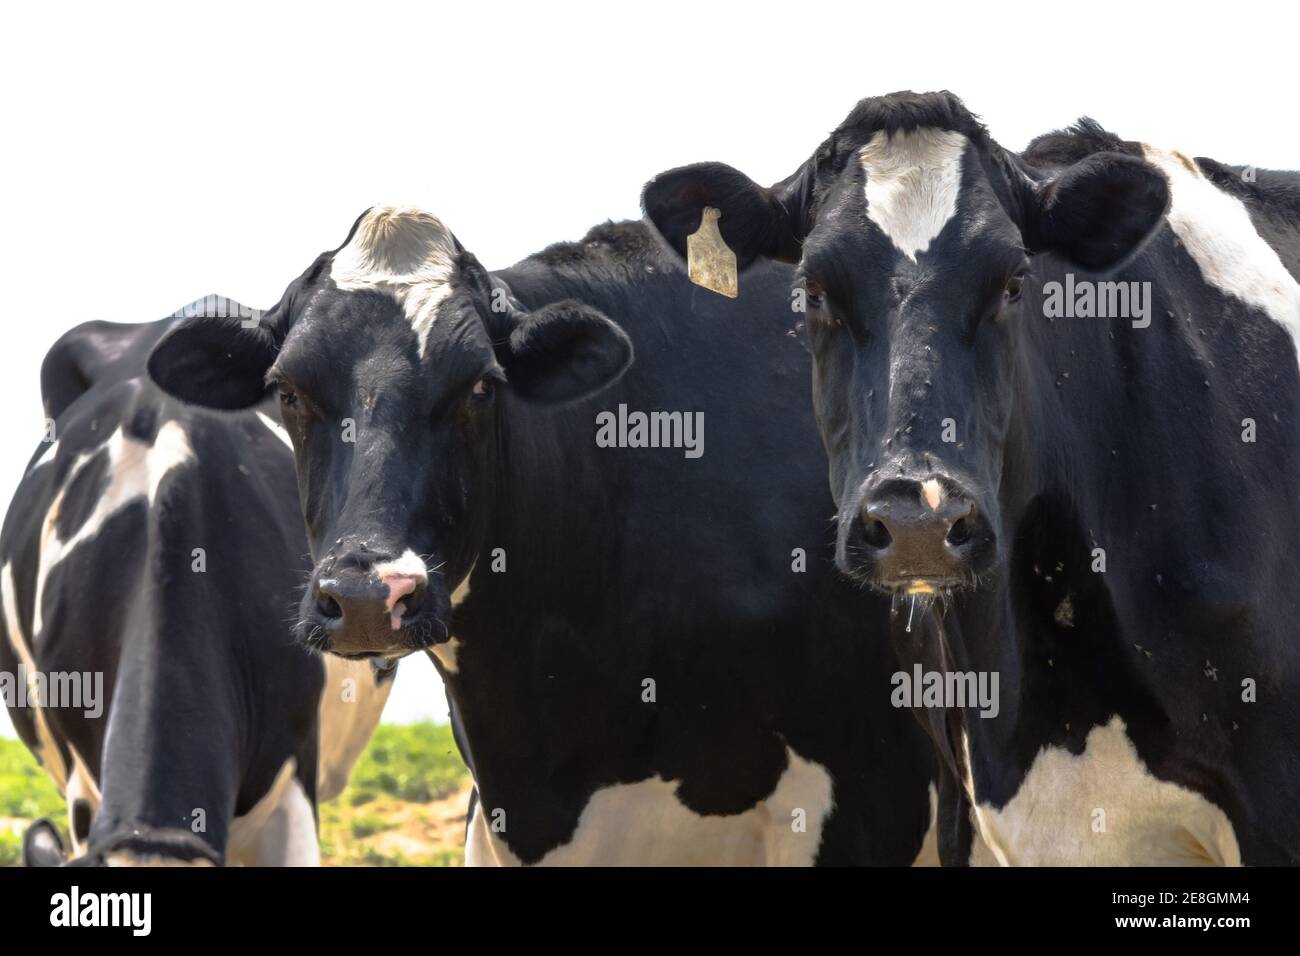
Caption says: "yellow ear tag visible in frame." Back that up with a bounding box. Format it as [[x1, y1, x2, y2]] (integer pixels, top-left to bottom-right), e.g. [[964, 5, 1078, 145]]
[[686, 206, 739, 298]]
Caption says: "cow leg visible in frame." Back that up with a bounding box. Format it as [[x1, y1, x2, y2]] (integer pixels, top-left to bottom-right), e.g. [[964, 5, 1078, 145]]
[[227, 758, 321, 866], [61, 745, 102, 857], [248, 787, 319, 867]]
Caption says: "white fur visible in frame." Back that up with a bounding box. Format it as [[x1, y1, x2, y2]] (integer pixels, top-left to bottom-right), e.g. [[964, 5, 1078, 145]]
[[429, 637, 461, 675], [330, 206, 458, 358], [0, 561, 68, 789], [1144, 145, 1300, 366], [255, 411, 293, 451], [32, 422, 193, 642], [33, 439, 59, 469], [431, 569, 473, 675], [65, 746, 101, 855], [964, 716, 1240, 866], [911, 782, 940, 866], [316, 656, 393, 803], [464, 746, 834, 866], [859, 128, 967, 261], [372, 548, 428, 587], [228, 758, 320, 866]]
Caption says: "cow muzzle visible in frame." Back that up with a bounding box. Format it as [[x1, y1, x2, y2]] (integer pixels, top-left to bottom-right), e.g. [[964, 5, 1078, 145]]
[[843, 474, 996, 593], [302, 550, 449, 659]]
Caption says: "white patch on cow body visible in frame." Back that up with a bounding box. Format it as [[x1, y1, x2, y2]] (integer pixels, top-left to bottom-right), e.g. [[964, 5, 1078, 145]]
[[0, 562, 68, 790], [32, 422, 193, 642], [431, 567, 474, 675], [330, 206, 458, 358], [911, 782, 940, 866], [963, 716, 1240, 866], [255, 411, 293, 451], [859, 128, 967, 261], [1144, 145, 1300, 366], [65, 746, 101, 856], [464, 746, 834, 866], [227, 758, 320, 866], [429, 637, 461, 674], [33, 439, 59, 470], [316, 657, 393, 803]]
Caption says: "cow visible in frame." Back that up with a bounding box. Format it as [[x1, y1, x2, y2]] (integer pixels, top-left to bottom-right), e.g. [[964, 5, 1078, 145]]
[[0, 300, 392, 865], [642, 90, 1300, 865], [146, 209, 944, 865]]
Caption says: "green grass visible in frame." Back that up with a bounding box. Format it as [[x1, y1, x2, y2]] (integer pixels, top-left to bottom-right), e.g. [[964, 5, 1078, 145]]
[[321, 722, 471, 866], [341, 722, 468, 806], [0, 737, 67, 865], [0, 737, 66, 822], [0, 724, 472, 866]]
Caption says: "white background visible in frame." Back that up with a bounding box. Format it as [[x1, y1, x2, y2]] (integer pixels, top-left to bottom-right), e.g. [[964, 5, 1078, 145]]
[[1, 0, 1293, 735]]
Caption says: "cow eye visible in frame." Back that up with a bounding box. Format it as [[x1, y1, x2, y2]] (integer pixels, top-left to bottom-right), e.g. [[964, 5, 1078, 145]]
[[278, 383, 299, 408], [1004, 273, 1026, 303], [471, 377, 495, 401]]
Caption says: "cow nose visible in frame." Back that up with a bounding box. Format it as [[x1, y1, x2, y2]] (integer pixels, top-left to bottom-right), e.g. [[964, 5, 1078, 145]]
[[856, 476, 989, 587], [312, 554, 429, 650]]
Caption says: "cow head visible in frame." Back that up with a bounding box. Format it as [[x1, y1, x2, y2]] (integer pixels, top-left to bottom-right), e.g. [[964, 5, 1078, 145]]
[[149, 207, 632, 659], [644, 91, 1168, 597]]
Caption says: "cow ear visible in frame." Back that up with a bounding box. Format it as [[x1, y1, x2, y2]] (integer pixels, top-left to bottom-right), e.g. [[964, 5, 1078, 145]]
[[498, 300, 633, 405], [1024, 153, 1169, 272], [643, 161, 810, 267], [148, 313, 279, 410]]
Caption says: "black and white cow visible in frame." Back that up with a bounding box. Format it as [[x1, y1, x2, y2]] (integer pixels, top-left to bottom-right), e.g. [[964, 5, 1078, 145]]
[[0, 302, 392, 865], [644, 91, 1300, 864], [147, 210, 943, 865]]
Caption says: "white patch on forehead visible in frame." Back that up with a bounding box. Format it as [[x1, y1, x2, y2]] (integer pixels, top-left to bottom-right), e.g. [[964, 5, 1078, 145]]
[[859, 128, 967, 261], [330, 206, 458, 359], [963, 716, 1240, 866], [1143, 145, 1300, 367], [464, 746, 833, 865]]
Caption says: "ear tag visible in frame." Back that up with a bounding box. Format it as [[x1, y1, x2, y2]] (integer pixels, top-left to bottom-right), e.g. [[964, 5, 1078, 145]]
[[686, 207, 738, 298]]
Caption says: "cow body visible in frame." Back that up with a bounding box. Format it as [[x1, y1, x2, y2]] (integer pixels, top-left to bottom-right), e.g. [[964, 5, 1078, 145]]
[[149, 218, 941, 865], [451, 227, 937, 864], [0, 303, 391, 864], [953, 132, 1300, 865], [644, 93, 1300, 865]]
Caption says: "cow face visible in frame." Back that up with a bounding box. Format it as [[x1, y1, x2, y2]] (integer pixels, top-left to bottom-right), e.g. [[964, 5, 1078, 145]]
[[149, 208, 632, 658], [645, 92, 1168, 595]]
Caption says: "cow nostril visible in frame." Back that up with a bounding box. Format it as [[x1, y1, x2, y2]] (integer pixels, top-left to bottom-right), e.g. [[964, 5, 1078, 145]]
[[397, 586, 426, 619], [316, 592, 342, 620], [947, 516, 972, 547], [862, 518, 892, 550]]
